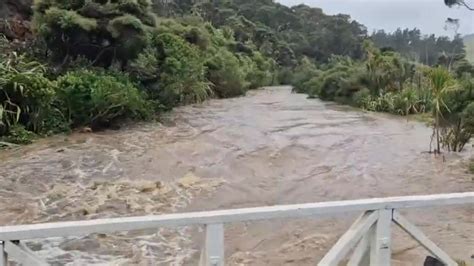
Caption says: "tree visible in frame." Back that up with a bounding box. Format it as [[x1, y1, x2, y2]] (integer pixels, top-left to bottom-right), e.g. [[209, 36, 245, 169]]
[[33, 0, 157, 68], [428, 67, 458, 154], [370, 28, 466, 66], [444, 0, 474, 10]]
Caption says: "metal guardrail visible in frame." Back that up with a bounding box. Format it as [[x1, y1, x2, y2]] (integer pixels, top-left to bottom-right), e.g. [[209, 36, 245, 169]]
[[0, 192, 473, 266]]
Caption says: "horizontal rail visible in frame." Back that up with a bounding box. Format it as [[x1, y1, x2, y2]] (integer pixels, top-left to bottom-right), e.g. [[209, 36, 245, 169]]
[[0, 192, 472, 241]]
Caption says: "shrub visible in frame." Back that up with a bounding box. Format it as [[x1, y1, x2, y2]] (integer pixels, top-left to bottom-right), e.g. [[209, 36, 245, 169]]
[[462, 102, 474, 133], [306, 57, 365, 101], [0, 53, 60, 136], [303, 77, 323, 97], [33, 0, 156, 67], [291, 58, 320, 93], [138, 32, 211, 107], [277, 67, 294, 85], [317, 66, 363, 101], [206, 48, 248, 98], [156, 19, 212, 51], [1, 125, 36, 145], [56, 69, 152, 129], [442, 102, 474, 152], [156, 33, 210, 105], [244, 52, 275, 89], [353, 88, 371, 108], [390, 87, 429, 115]]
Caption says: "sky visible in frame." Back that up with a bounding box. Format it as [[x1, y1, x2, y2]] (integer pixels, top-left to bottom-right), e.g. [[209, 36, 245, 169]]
[[276, 0, 474, 37]]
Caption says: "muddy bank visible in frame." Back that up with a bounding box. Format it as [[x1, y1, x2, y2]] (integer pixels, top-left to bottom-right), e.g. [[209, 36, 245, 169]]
[[0, 87, 472, 265]]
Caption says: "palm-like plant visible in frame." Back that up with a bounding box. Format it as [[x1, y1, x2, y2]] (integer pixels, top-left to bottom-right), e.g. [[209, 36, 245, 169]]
[[428, 67, 458, 154]]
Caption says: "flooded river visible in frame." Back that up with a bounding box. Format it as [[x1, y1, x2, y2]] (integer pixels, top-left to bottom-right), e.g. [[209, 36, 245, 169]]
[[0, 87, 472, 265]]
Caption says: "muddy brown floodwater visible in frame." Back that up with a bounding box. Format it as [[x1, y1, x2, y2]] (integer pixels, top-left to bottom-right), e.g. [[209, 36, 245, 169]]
[[0, 87, 473, 265]]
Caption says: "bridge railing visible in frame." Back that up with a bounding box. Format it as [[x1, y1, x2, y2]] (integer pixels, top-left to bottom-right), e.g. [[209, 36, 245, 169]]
[[1, 192, 473, 266]]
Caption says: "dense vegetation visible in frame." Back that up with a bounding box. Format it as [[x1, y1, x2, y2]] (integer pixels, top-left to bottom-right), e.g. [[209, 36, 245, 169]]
[[0, 0, 473, 155], [371, 28, 465, 66], [1, 0, 278, 145], [291, 39, 473, 153]]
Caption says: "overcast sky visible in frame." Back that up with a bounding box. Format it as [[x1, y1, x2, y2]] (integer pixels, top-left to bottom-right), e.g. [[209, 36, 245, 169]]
[[276, 0, 474, 37]]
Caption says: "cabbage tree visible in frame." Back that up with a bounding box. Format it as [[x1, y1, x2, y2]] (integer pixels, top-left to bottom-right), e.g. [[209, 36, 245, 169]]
[[428, 67, 458, 154]]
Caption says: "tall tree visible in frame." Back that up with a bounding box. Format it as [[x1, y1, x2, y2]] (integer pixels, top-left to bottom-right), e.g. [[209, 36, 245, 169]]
[[33, 0, 157, 67]]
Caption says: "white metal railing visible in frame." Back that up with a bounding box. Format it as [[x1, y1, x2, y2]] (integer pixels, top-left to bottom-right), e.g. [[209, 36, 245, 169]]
[[0, 192, 473, 266]]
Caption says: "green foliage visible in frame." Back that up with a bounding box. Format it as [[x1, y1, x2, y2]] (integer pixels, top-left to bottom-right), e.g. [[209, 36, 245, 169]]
[[277, 67, 294, 85], [154, 33, 210, 105], [206, 48, 248, 98], [462, 102, 474, 133], [429, 67, 458, 116], [14, 0, 471, 153], [1, 124, 36, 144], [364, 41, 417, 94], [131, 32, 211, 108], [33, 0, 155, 66], [309, 57, 365, 101], [428, 67, 459, 153], [356, 88, 431, 115], [0, 52, 59, 136], [107, 14, 146, 38], [56, 69, 152, 128], [196, 0, 367, 65], [353, 88, 371, 107], [290, 58, 320, 93], [371, 29, 466, 66], [39, 7, 97, 32], [240, 52, 275, 90], [441, 101, 474, 152]]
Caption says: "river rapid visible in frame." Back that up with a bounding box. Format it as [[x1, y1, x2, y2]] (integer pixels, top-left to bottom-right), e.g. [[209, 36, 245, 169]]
[[0, 87, 472, 265]]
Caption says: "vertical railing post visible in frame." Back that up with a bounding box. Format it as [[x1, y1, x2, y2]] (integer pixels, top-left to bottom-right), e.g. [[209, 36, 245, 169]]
[[370, 209, 392, 266], [204, 224, 224, 266], [0, 241, 7, 266]]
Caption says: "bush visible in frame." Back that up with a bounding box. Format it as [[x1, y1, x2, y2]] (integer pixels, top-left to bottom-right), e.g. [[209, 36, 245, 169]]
[[56, 69, 152, 129], [206, 48, 248, 98], [390, 87, 430, 115], [317, 65, 363, 101], [243, 52, 275, 89], [33, 0, 156, 67], [290, 58, 320, 93], [277, 67, 294, 85], [441, 102, 474, 152], [129, 32, 211, 108], [1, 125, 36, 145], [353, 88, 371, 107], [303, 57, 366, 101], [440, 75, 473, 152], [303, 77, 323, 97], [462, 102, 474, 133], [0, 53, 60, 136]]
